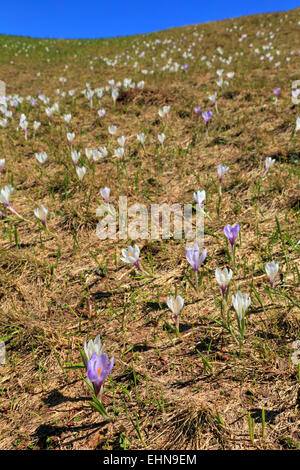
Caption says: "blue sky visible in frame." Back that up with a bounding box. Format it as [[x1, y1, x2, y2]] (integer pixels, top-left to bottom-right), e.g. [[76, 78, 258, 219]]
[[0, 1, 299, 39]]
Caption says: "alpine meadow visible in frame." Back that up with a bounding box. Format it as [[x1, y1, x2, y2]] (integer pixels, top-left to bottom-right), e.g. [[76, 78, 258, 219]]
[[0, 6, 300, 451]]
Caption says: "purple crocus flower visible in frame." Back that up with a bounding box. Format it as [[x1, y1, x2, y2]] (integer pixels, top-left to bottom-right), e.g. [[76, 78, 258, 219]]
[[202, 110, 213, 126], [186, 244, 207, 272], [223, 223, 240, 250], [194, 106, 201, 116], [86, 352, 114, 398], [186, 244, 207, 288], [274, 88, 281, 97], [274, 88, 281, 104]]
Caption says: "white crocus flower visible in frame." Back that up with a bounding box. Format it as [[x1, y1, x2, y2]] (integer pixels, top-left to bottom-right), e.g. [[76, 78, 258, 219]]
[[263, 157, 275, 176], [84, 335, 105, 360], [0, 185, 14, 205], [71, 150, 81, 165], [99, 146, 108, 157], [100, 187, 110, 203], [111, 88, 119, 104], [0, 159, 5, 173], [76, 166, 86, 181], [113, 147, 124, 159], [108, 125, 117, 135], [215, 267, 233, 298], [64, 114, 72, 126], [166, 295, 184, 330], [117, 136, 126, 147], [97, 109, 106, 118], [265, 262, 279, 287], [33, 121, 41, 134], [67, 132, 75, 145], [35, 152, 48, 165], [45, 107, 53, 119], [193, 190, 206, 208], [92, 150, 102, 162], [232, 291, 251, 323], [217, 164, 229, 183], [295, 117, 300, 132], [34, 205, 48, 227], [208, 93, 217, 104], [120, 245, 140, 267], [137, 133, 146, 145], [85, 148, 93, 160], [157, 133, 165, 145]]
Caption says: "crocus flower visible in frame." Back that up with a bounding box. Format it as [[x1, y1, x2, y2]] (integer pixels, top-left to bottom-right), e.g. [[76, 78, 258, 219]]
[[64, 113, 72, 127], [223, 223, 240, 250], [186, 244, 207, 272], [20, 119, 28, 140], [87, 89, 94, 107], [137, 133, 147, 146], [0, 159, 5, 173], [120, 245, 140, 268], [295, 117, 300, 132], [0, 185, 22, 218], [232, 290, 251, 324], [216, 78, 223, 89], [113, 147, 125, 159], [92, 150, 102, 162], [111, 88, 119, 105], [166, 295, 184, 330], [217, 164, 229, 183], [76, 166, 86, 181], [34, 205, 48, 227], [215, 267, 233, 298], [0, 185, 14, 207], [33, 121, 41, 137], [193, 190, 206, 209], [108, 125, 117, 135], [186, 244, 207, 288], [274, 87, 281, 104], [35, 152, 48, 165], [265, 261, 279, 287], [85, 148, 93, 161], [86, 352, 114, 398], [194, 106, 201, 116], [99, 146, 108, 158], [98, 109, 106, 119], [84, 335, 105, 360], [71, 150, 81, 165], [117, 136, 126, 147], [45, 107, 53, 120], [100, 187, 110, 204], [263, 157, 275, 176], [157, 133, 165, 146], [202, 110, 213, 125], [291, 89, 300, 105], [208, 93, 217, 105], [67, 132, 75, 145]]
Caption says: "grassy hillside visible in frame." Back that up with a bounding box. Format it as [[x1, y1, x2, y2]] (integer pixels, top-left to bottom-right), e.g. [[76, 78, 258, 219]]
[[0, 7, 299, 450]]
